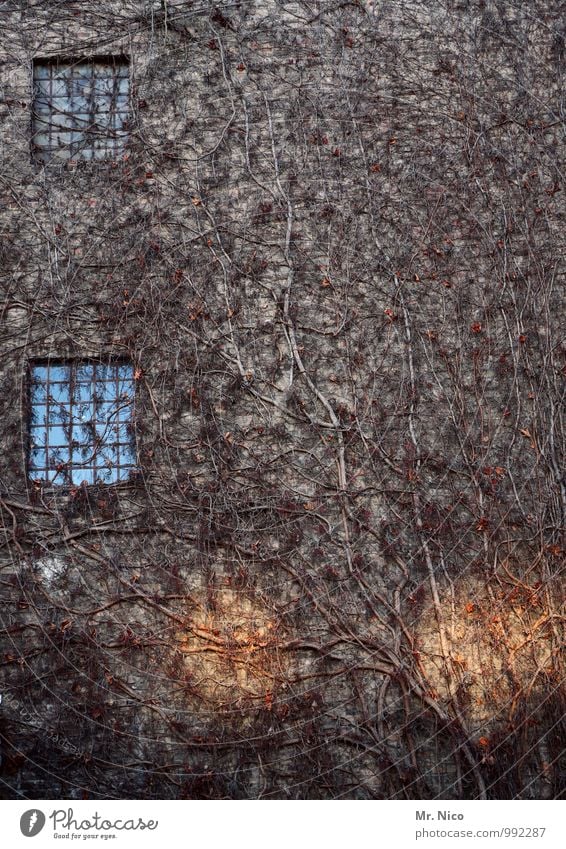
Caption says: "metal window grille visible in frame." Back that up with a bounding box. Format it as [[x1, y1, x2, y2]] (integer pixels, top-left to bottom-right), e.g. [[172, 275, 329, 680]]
[[29, 360, 136, 485], [32, 58, 130, 163]]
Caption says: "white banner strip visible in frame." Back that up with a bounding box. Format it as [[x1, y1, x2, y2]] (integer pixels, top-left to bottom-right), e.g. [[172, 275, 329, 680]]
[[1, 799, 564, 849]]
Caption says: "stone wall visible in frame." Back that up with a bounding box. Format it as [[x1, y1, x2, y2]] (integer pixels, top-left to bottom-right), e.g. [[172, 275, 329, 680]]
[[0, 0, 564, 799]]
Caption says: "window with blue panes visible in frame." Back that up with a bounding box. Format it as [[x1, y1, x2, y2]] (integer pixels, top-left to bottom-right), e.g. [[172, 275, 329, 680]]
[[32, 58, 130, 164], [29, 361, 136, 485]]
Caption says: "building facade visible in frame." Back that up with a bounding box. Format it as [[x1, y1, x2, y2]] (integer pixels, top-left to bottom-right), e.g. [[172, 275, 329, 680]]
[[0, 0, 564, 798]]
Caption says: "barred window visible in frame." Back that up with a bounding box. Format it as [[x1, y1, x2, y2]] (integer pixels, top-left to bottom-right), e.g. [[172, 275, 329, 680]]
[[32, 57, 130, 163], [29, 360, 136, 486]]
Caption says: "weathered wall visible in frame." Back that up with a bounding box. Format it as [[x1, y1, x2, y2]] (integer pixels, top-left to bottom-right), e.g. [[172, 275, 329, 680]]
[[0, 0, 564, 799]]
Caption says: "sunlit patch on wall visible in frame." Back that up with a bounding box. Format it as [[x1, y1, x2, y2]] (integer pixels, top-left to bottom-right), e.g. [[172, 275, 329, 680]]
[[175, 591, 287, 712], [414, 575, 557, 738]]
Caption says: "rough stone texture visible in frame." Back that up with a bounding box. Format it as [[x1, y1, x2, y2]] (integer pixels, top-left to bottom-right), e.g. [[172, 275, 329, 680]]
[[0, 0, 564, 799]]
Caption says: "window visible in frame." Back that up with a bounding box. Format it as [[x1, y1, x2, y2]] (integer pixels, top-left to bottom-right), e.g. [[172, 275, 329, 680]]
[[32, 57, 129, 163], [29, 360, 136, 485]]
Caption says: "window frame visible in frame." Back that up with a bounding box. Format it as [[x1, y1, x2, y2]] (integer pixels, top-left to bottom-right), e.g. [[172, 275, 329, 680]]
[[31, 55, 131, 165], [27, 357, 138, 488]]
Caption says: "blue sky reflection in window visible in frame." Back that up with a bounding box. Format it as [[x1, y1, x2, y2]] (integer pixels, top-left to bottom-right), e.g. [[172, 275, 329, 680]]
[[32, 58, 129, 163], [29, 361, 136, 485]]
